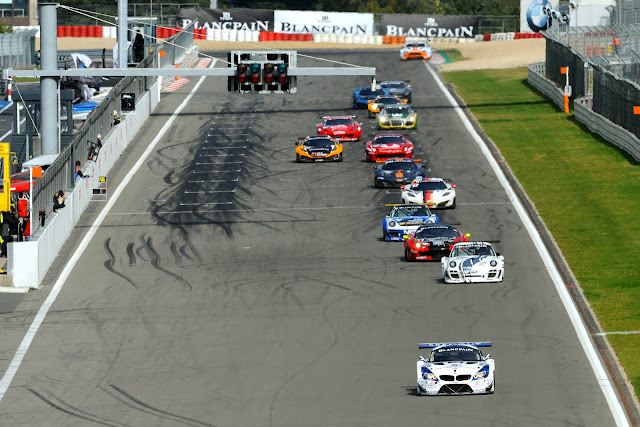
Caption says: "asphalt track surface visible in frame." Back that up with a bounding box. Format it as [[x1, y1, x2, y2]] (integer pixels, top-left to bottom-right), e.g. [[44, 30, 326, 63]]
[[0, 50, 622, 426]]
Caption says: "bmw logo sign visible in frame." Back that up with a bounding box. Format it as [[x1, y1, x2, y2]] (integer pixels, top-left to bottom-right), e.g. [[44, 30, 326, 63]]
[[527, 0, 551, 33]]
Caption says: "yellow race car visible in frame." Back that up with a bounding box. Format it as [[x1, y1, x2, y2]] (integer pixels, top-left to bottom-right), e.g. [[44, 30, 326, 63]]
[[367, 95, 407, 118], [296, 135, 343, 162], [377, 105, 418, 130]]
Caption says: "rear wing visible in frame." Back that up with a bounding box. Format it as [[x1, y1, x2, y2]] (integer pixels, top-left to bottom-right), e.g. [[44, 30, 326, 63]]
[[319, 115, 357, 119], [419, 342, 492, 349]]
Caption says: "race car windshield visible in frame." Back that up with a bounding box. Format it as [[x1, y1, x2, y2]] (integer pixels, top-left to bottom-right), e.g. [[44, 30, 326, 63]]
[[413, 181, 447, 191], [451, 245, 496, 257], [374, 135, 405, 144], [305, 138, 334, 148], [384, 106, 411, 114], [376, 97, 400, 104], [432, 347, 483, 362], [391, 205, 431, 217], [414, 226, 458, 239], [381, 162, 416, 171], [325, 118, 354, 126], [360, 89, 384, 96], [382, 82, 406, 89]]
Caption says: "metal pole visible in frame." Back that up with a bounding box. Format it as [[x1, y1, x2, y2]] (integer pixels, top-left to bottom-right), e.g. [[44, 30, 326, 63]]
[[118, 0, 128, 69], [39, 3, 58, 156]]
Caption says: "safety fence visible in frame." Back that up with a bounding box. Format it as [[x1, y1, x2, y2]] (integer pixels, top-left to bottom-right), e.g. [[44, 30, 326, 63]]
[[0, 29, 37, 69], [529, 27, 640, 162], [30, 25, 193, 239]]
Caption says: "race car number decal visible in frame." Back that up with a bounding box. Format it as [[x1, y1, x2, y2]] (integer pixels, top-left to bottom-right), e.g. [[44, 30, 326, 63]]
[[396, 171, 404, 178]]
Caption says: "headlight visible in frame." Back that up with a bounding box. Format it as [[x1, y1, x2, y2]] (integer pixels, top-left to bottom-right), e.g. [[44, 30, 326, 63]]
[[443, 191, 450, 196], [406, 116, 415, 124], [490, 260, 498, 267], [388, 221, 396, 227], [372, 104, 378, 109], [380, 117, 389, 124], [473, 370, 488, 379], [415, 243, 421, 248], [425, 373, 437, 380], [331, 145, 336, 151], [449, 261, 456, 268]]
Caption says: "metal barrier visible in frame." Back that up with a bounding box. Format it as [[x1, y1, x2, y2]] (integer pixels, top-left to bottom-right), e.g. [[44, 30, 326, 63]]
[[56, 3, 199, 27], [528, 62, 566, 111], [0, 29, 37, 69]]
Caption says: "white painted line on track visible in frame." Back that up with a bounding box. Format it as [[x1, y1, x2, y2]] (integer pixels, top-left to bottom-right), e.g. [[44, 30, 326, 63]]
[[199, 153, 245, 157], [423, 61, 629, 426], [188, 178, 238, 183], [0, 60, 218, 403], [179, 201, 234, 206], [0, 102, 12, 114], [110, 204, 389, 215], [202, 146, 246, 149], [193, 169, 241, 173], [196, 161, 243, 165], [184, 189, 235, 194]]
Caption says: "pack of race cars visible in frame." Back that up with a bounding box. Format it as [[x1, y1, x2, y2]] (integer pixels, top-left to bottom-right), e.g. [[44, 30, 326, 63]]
[[295, 46, 499, 397]]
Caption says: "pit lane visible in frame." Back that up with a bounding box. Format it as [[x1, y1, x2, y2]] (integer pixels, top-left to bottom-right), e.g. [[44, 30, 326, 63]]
[[0, 50, 621, 425]]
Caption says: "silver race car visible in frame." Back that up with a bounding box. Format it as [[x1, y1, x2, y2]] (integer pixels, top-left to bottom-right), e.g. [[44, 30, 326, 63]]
[[441, 242, 504, 283], [417, 342, 495, 395]]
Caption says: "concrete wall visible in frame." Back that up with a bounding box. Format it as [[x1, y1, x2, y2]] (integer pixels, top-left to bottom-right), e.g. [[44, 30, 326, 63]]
[[7, 79, 161, 288]]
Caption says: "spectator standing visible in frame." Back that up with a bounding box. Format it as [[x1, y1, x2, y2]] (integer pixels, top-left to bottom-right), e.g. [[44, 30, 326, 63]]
[[112, 110, 122, 126], [133, 30, 145, 63], [39, 206, 46, 227], [52, 190, 66, 212]]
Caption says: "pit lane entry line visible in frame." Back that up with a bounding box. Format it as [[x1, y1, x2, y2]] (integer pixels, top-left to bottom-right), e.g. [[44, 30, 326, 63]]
[[423, 61, 629, 426], [0, 60, 217, 402]]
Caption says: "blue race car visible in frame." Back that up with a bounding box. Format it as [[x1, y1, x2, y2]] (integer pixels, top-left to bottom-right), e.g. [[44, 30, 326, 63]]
[[382, 204, 439, 241], [373, 158, 425, 188], [352, 86, 390, 109]]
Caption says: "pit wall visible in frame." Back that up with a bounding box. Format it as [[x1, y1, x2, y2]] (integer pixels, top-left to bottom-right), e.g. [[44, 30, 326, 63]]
[[7, 80, 162, 288]]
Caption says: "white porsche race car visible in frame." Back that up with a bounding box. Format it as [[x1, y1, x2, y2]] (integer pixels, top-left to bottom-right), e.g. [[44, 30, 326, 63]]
[[400, 177, 456, 208], [417, 342, 495, 395], [441, 242, 504, 283]]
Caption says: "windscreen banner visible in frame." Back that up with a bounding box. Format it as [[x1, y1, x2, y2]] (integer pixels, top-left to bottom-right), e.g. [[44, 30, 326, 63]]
[[380, 14, 479, 38], [176, 8, 274, 31], [274, 11, 374, 36]]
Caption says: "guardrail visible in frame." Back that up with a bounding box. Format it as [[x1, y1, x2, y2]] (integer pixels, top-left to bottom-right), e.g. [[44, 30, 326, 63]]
[[527, 62, 565, 111]]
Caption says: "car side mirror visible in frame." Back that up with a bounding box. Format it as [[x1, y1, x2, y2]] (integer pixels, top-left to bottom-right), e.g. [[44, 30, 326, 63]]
[[496, 253, 501, 257], [403, 235, 409, 240], [295, 141, 301, 146], [465, 233, 470, 238], [484, 354, 491, 360], [451, 183, 456, 188]]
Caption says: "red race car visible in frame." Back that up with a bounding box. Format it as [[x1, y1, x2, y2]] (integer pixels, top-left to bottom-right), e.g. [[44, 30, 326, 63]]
[[316, 116, 362, 141], [365, 134, 414, 162], [404, 224, 470, 261]]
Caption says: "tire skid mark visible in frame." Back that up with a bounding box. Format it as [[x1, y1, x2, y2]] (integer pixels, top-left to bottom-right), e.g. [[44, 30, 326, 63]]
[[28, 388, 124, 427], [110, 385, 216, 427], [126, 243, 136, 266], [146, 237, 193, 291], [170, 241, 182, 266], [179, 244, 196, 261], [103, 238, 139, 289]]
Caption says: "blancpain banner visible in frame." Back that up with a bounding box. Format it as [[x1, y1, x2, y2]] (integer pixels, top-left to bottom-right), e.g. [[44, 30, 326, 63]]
[[380, 14, 479, 38], [176, 8, 273, 31], [274, 11, 374, 36]]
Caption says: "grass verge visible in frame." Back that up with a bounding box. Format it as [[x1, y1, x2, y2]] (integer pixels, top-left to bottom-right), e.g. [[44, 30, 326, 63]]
[[441, 67, 640, 397], [436, 49, 464, 63]]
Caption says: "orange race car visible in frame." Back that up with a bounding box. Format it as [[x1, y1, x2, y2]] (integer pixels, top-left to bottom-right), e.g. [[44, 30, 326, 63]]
[[400, 41, 432, 61], [296, 135, 343, 163], [367, 95, 407, 118]]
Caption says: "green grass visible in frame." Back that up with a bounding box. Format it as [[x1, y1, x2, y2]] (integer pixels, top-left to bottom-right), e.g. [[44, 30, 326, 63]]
[[12, 77, 39, 83], [441, 67, 640, 396], [437, 49, 465, 63]]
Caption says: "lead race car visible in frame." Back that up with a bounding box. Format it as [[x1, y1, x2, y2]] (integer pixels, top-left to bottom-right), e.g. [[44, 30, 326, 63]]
[[441, 242, 504, 283], [382, 204, 439, 242], [316, 116, 362, 141], [417, 342, 495, 395], [400, 41, 432, 61]]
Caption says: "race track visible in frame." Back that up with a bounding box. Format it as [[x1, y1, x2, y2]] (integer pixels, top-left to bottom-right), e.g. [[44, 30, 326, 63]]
[[0, 50, 621, 426]]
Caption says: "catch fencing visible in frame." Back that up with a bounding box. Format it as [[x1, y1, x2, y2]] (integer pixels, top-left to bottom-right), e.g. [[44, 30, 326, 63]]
[[0, 29, 37, 69], [30, 25, 194, 238], [533, 26, 640, 161]]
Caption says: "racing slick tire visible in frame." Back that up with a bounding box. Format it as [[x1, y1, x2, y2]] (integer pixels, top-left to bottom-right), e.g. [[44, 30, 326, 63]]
[[405, 248, 412, 261], [374, 179, 384, 189], [337, 153, 343, 162], [368, 111, 374, 118], [296, 154, 303, 163], [450, 198, 456, 209]]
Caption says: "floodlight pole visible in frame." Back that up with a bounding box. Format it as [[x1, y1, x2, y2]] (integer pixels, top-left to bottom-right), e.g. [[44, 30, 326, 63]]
[[39, 3, 58, 156]]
